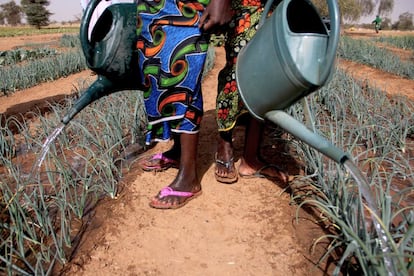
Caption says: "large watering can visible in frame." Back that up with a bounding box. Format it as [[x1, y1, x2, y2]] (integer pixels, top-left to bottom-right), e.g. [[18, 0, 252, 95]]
[[235, 3, 400, 271], [236, 0, 347, 164], [61, 0, 141, 125]]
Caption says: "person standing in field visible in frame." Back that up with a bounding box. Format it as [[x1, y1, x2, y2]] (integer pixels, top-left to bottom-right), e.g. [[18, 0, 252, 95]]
[[136, 0, 233, 209], [81, 0, 233, 209], [214, 0, 288, 185], [138, 0, 288, 187], [372, 14, 382, 33]]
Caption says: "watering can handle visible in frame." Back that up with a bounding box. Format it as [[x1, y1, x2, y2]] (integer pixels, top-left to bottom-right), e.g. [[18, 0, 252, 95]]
[[80, 0, 104, 62], [320, 0, 340, 83], [259, 0, 276, 27], [260, 0, 340, 84]]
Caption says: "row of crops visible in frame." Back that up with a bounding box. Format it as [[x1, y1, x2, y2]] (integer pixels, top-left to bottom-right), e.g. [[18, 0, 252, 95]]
[[287, 69, 414, 275], [0, 26, 79, 38], [0, 34, 81, 68], [0, 34, 413, 274], [0, 34, 86, 95], [0, 88, 147, 275], [0, 48, 59, 66], [372, 35, 414, 50], [0, 43, 214, 274], [338, 36, 414, 79]]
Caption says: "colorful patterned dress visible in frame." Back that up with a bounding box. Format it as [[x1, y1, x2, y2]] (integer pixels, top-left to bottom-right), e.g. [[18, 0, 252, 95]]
[[136, 0, 210, 145], [216, 0, 264, 131]]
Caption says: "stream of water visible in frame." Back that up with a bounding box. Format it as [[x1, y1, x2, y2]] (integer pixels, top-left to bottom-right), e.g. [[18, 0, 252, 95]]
[[29, 123, 66, 177], [344, 159, 396, 276]]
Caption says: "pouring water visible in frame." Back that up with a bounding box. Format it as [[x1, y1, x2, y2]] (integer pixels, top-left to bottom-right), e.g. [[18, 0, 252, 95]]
[[344, 159, 396, 276], [235, 0, 398, 273], [29, 123, 65, 178], [29, 0, 140, 176]]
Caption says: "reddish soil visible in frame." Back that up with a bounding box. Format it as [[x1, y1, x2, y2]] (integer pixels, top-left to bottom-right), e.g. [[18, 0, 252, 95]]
[[0, 30, 413, 275]]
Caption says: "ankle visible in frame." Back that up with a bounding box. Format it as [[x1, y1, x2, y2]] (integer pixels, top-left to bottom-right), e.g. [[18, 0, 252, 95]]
[[164, 149, 180, 160]]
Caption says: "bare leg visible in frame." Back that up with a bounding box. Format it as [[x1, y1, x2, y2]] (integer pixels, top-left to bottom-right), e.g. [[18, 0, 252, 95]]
[[150, 133, 202, 208], [171, 132, 199, 192], [163, 135, 181, 159], [240, 117, 263, 171], [238, 118, 288, 183]]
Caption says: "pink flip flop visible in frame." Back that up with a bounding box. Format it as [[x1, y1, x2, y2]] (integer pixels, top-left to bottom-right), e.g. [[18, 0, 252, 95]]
[[138, 153, 179, 172], [149, 187, 202, 209]]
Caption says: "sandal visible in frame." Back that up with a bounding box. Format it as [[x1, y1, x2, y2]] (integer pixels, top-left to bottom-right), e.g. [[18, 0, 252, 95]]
[[149, 187, 202, 209], [138, 152, 179, 172], [239, 164, 289, 184], [215, 153, 238, 184]]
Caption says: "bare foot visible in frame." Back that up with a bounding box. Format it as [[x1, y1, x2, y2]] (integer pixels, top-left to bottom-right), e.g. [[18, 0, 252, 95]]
[[238, 158, 289, 184]]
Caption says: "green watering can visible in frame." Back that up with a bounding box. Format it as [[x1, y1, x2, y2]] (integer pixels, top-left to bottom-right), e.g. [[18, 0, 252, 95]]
[[61, 0, 141, 125], [236, 0, 347, 164]]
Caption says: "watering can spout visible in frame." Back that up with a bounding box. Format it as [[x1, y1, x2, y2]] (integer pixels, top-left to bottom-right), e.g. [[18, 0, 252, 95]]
[[61, 75, 116, 125], [265, 110, 349, 164]]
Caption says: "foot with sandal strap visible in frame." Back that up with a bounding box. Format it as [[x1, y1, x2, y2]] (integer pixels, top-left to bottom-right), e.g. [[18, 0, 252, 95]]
[[215, 155, 238, 184], [215, 129, 238, 183], [138, 150, 180, 172], [215, 125, 289, 185], [149, 133, 201, 209], [215, 147, 288, 184]]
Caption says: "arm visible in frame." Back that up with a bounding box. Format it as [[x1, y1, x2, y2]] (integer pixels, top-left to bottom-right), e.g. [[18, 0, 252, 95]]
[[199, 0, 233, 32]]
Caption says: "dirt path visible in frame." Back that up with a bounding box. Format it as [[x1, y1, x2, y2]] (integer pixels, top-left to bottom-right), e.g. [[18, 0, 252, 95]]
[[0, 41, 321, 274], [337, 59, 414, 100], [0, 71, 95, 114]]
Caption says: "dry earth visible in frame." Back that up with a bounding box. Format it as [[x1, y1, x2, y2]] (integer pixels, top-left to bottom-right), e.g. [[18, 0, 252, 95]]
[[0, 29, 413, 275]]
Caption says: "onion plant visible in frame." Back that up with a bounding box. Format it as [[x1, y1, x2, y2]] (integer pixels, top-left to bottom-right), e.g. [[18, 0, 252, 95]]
[[372, 36, 414, 51], [0, 35, 87, 96], [0, 46, 215, 274], [287, 67, 414, 275], [0, 89, 147, 274], [338, 36, 414, 80]]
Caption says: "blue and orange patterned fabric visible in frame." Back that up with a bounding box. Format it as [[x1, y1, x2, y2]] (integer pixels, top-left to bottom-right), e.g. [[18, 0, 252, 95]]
[[136, 0, 210, 145]]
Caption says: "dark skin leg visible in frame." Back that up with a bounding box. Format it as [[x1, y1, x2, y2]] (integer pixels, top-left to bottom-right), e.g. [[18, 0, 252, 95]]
[[215, 117, 265, 178], [238, 118, 288, 183], [150, 133, 201, 207], [238, 117, 265, 175], [162, 135, 181, 160]]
